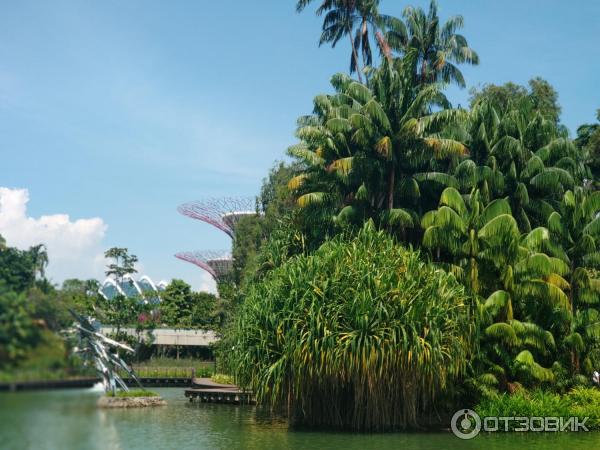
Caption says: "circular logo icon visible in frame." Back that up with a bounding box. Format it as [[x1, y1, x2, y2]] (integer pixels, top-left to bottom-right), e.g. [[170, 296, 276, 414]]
[[451, 409, 481, 439]]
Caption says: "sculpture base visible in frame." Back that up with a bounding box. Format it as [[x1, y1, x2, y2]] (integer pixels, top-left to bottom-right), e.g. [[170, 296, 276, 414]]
[[97, 396, 166, 408]]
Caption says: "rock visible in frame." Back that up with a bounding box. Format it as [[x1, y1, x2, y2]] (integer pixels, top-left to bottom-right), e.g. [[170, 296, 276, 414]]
[[97, 396, 167, 408]]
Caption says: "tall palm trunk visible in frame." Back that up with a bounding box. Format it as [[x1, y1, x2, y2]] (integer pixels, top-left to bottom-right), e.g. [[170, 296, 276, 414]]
[[420, 60, 428, 85], [347, 27, 363, 83], [387, 165, 395, 210]]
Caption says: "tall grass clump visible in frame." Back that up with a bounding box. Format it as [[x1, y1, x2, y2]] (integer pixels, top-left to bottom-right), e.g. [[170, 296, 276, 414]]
[[232, 223, 476, 431]]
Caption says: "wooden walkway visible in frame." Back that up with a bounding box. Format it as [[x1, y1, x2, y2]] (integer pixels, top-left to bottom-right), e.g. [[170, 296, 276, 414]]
[[184, 378, 255, 405]]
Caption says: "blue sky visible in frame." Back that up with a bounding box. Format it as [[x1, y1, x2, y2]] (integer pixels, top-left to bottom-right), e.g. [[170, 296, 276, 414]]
[[1, 0, 598, 291]]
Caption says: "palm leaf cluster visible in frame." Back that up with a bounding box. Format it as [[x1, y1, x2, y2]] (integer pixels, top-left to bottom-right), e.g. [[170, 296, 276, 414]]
[[233, 224, 474, 431], [384, 0, 479, 87], [297, 0, 477, 86], [424, 107, 597, 392], [288, 54, 467, 240]]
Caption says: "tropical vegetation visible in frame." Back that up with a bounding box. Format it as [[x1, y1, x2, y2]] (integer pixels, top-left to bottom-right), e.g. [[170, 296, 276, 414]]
[[476, 387, 600, 430], [217, 0, 600, 432], [233, 225, 475, 430], [2, 0, 599, 434], [0, 239, 220, 380]]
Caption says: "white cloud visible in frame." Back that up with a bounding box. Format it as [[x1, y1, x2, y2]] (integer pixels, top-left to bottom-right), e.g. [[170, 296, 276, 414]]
[[0, 187, 108, 284]]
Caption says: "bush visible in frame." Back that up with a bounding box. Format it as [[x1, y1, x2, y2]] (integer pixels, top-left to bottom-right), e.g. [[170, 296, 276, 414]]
[[211, 373, 234, 385], [232, 223, 476, 431], [0, 290, 40, 366], [475, 387, 600, 430]]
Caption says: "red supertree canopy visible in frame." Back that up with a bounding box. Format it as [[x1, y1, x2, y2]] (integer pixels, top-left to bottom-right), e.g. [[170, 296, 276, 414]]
[[177, 197, 258, 238], [175, 250, 233, 281]]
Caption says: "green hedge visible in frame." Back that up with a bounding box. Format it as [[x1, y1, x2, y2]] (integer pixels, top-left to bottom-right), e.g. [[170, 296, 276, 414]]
[[476, 387, 600, 430]]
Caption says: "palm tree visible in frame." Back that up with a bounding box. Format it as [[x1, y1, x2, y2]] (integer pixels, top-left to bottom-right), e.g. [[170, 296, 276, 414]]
[[548, 188, 600, 310], [481, 319, 556, 388], [297, 0, 363, 82], [385, 0, 479, 87], [453, 99, 583, 232], [476, 229, 570, 390], [421, 187, 515, 294], [288, 54, 468, 238], [546, 187, 600, 373], [297, 0, 394, 83], [422, 185, 570, 390]]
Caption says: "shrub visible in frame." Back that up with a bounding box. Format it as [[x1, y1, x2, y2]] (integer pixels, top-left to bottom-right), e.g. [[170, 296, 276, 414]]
[[475, 387, 600, 430], [232, 223, 476, 431], [211, 373, 235, 385]]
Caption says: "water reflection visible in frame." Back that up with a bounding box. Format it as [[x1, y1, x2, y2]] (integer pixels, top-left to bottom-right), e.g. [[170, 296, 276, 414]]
[[1, 388, 599, 450]]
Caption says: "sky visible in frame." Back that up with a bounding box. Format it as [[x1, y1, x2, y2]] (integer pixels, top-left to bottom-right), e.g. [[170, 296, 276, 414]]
[[0, 0, 599, 291]]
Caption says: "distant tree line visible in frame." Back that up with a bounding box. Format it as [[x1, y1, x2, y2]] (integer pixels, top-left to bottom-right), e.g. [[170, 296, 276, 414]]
[[0, 240, 221, 374]]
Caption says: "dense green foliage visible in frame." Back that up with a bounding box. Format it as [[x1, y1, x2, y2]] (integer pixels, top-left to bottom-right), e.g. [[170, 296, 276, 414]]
[[0, 243, 47, 293], [288, 53, 468, 236], [476, 387, 600, 430], [469, 77, 562, 123], [221, 0, 600, 432], [0, 289, 40, 365], [231, 162, 301, 286], [280, 27, 597, 401], [211, 373, 234, 385], [233, 225, 475, 430], [0, 239, 96, 374], [575, 109, 600, 183], [159, 279, 218, 329], [0, 239, 219, 379]]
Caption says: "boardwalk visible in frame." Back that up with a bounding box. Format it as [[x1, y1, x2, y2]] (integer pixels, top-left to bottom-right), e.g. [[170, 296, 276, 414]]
[[184, 378, 255, 405]]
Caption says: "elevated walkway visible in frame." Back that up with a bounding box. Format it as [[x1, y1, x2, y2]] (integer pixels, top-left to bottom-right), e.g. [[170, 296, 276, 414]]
[[99, 328, 219, 347]]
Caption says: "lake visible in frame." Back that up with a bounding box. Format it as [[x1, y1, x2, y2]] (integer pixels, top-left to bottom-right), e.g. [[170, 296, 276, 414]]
[[0, 388, 598, 449]]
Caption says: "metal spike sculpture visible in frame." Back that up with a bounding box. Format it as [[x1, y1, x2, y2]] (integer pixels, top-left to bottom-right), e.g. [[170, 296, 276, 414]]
[[69, 310, 143, 394], [174, 250, 233, 282], [177, 197, 257, 239]]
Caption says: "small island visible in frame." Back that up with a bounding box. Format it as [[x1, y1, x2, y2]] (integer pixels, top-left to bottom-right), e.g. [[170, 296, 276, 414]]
[[97, 390, 166, 409]]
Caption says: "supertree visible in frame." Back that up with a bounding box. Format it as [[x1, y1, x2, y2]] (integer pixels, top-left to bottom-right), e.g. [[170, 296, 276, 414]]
[[177, 197, 258, 239], [175, 250, 233, 282]]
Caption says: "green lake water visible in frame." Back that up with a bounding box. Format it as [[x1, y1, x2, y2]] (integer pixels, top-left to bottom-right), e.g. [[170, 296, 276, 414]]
[[1, 388, 599, 450]]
